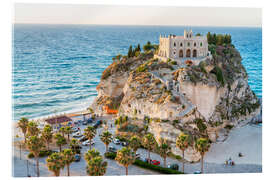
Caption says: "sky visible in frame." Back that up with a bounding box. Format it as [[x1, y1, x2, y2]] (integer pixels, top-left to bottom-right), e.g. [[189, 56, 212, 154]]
[[14, 3, 262, 27]]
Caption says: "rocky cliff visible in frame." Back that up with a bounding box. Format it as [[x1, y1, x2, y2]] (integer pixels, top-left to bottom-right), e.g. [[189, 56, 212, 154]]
[[91, 43, 261, 162]]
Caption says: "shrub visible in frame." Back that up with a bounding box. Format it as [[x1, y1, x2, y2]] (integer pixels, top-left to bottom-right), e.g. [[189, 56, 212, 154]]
[[28, 150, 54, 158], [211, 66, 224, 86], [133, 159, 183, 174], [136, 64, 147, 73], [171, 61, 177, 65], [225, 124, 234, 130], [104, 152, 117, 159], [194, 118, 207, 133]]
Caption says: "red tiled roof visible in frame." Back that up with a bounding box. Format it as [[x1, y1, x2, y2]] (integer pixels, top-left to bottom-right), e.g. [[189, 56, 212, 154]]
[[45, 116, 72, 125]]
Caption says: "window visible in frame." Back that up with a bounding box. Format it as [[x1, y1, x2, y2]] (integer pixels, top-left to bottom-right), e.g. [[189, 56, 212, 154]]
[[187, 42, 190, 47], [194, 42, 196, 47], [200, 42, 203, 47], [174, 42, 176, 47], [180, 42, 183, 47]]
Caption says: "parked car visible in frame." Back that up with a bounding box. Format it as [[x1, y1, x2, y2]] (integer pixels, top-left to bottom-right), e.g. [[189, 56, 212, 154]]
[[72, 132, 83, 138], [121, 141, 128, 146], [144, 158, 160, 165], [71, 127, 78, 133], [74, 154, 81, 162], [108, 146, 117, 153], [87, 118, 93, 124], [93, 120, 102, 128], [82, 140, 95, 146], [151, 160, 160, 165], [168, 164, 179, 170], [113, 138, 121, 145], [82, 120, 88, 125], [194, 170, 201, 174], [78, 136, 87, 142]]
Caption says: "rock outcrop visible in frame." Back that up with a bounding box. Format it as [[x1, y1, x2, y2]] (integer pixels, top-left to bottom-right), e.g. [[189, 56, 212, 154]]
[[91, 44, 261, 162]]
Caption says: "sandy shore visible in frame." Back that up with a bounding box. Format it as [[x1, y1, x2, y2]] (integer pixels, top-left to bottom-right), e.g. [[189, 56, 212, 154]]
[[204, 124, 262, 165]]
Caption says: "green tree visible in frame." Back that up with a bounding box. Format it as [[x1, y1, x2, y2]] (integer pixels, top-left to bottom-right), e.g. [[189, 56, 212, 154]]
[[26, 136, 44, 177], [216, 34, 224, 45], [27, 121, 39, 137], [100, 131, 113, 152], [46, 152, 65, 176], [115, 54, 122, 61], [84, 126, 96, 150], [41, 124, 53, 151], [195, 138, 210, 173], [115, 147, 135, 175], [213, 33, 217, 45], [65, 126, 72, 141], [157, 138, 171, 167], [207, 32, 212, 44], [17, 117, 29, 143], [69, 138, 80, 154], [142, 133, 157, 162], [84, 148, 100, 162], [176, 133, 190, 173], [84, 149, 107, 176], [143, 41, 154, 52], [62, 149, 75, 176], [128, 135, 141, 154], [86, 156, 108, 176], [128, 45, 133, 58], [54, 133, 67, 152], [59, 127, 66, 137]]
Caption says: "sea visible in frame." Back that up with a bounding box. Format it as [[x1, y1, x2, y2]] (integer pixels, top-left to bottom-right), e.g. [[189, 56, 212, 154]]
[[13, 24, 262, 121]]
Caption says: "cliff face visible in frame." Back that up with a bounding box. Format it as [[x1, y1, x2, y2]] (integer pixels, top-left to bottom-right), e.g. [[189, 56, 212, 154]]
[[91, 45, 261, 162]]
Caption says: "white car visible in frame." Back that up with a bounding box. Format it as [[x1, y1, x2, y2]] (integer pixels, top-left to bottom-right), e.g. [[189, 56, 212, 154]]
[[113, 138, 120, 145], [72, 132, 83, 138], [82, 140, 95, 146]]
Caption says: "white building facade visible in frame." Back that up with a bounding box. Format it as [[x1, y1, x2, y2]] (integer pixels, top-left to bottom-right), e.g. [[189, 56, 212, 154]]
[[157, 30, 208, 59]]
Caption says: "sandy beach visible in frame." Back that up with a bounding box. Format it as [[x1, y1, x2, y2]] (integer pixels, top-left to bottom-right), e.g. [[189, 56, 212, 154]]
[[204, 124, 262, 166]]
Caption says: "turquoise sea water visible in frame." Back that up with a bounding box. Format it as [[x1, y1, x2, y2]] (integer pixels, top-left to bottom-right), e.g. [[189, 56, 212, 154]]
[[13, 25, 262, 121]]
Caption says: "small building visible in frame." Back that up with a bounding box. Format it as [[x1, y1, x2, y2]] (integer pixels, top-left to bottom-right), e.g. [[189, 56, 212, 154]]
[[156, 29, 208, 60], [45, 115, 72, 126]]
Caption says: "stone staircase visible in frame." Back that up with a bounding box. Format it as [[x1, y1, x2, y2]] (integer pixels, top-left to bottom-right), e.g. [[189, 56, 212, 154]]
[[150, 71, 195, 118]]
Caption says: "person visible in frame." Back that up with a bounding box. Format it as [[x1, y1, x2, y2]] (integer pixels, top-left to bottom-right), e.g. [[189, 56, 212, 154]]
[[111, 124, 113, 128], [228, 157, 232, 166]]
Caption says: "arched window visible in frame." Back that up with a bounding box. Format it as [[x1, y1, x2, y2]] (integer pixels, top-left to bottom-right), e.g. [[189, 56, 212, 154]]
[[194, 42, 196, 47], [193, 49, 197, 57], [180, 42, 183, 47], [186, 49, 191, 57], [200, 42, 203, 47], [174, 42, 176, 47], [187, 42, 190, 47], [179, 49, 183, 58]]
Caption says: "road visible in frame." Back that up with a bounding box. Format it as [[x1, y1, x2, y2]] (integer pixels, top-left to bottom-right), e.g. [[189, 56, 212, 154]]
[[13, 115, 261, 177]]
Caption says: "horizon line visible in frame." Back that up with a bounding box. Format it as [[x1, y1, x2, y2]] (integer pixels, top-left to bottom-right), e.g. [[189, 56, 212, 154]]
[[13, 23, 262, 28]]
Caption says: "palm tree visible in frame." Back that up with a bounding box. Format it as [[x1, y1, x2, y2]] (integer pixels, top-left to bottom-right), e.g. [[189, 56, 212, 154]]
[[59, 127, 66, 137], [84, 148, 100, 162], [62, 149, 75, 176], [65, 126, 72, 141], [142, 133, 157, 162], [176, 133, 190, 173], [195, 138, 210, 174], [46, 152, 65, 176], [86, 156, 108, 176], [54, 133, 67, 152], [83, 126, 96, 150], [84, 149, 107, 176], [115, 147, 135, 175], [157, 138, 171, 167], [27, 121, 39, 137], [69, 138, 80, 154], [26, 136, 44, 177], [17, 117, 29, 143], [100, 131, 113, 152], [41, 124, 53, 151], [129, 135, 141, 154]]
